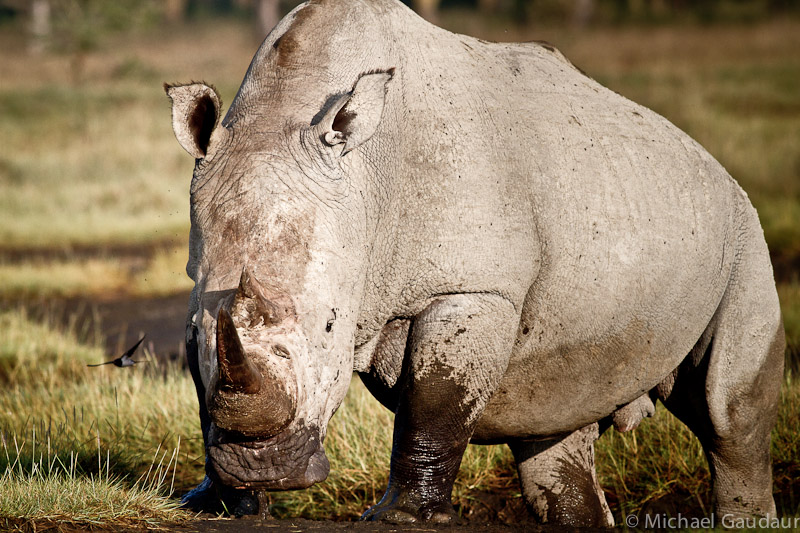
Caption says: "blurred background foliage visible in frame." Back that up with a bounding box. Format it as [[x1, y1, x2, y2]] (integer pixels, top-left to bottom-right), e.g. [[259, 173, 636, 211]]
[[2, 0, 800, 42], [1, 0, 798, 94], [1, 0, 798, 81]]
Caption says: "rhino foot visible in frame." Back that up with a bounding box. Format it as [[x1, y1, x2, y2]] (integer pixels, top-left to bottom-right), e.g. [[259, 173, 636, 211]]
[[360, 486, 459, 524], [180, 475, 271, 519]]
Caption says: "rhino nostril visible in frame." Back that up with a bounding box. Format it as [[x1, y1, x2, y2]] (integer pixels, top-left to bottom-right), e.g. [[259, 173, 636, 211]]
[[273, 344, 290, 359]]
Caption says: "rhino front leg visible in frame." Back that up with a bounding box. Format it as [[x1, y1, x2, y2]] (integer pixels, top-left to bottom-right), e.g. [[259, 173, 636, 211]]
[[509, 423, 614, 527], [362, 293, 517, 523], [180, 326, 268, 518]]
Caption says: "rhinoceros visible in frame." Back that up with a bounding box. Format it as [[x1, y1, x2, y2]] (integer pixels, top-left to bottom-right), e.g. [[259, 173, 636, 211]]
[[165, 0, 784, 526]]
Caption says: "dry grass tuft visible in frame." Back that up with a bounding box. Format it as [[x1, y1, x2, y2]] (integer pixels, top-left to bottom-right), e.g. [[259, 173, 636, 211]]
[[0, 308, 199, 529]]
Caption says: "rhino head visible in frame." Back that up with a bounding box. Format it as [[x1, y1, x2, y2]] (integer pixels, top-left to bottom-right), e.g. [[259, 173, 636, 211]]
[[165, 51, 395, 490]]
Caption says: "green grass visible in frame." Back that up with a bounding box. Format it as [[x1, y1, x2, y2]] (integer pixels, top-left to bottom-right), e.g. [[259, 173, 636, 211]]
[[0, 85, 190, 248], [0, 308, 200, 529], [0, 20, 251, 252], [598, 374, 800, 521], [780, 281, 800, 373], [1, 307, 798, 527], [0, 443, 186, 530]]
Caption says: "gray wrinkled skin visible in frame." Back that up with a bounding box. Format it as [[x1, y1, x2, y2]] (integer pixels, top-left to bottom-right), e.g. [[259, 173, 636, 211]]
[[166, 0, 784, 526]]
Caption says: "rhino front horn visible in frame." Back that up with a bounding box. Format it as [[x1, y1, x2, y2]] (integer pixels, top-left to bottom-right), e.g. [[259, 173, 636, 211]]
[[211, 307, 297, 438], [216, 307, 261, 394]]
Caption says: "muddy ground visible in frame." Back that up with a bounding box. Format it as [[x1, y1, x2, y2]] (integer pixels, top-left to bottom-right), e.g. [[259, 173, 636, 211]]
[[3, 290, 191, 364], [72, 291, 190, 363], [178, 516, 562, 533]]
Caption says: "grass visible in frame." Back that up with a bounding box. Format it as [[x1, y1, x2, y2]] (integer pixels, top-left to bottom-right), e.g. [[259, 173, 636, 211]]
[[0, 307, 798, 527], [598, 373, 800, 521], [0, 308, 200, 529], [780, 281, 800, 372], [0, 444, 186, 530], [0, 20, 252, 252], [0, 244, 193, 299], [0, 18, 798, 292], [0, 85, 189, 248]]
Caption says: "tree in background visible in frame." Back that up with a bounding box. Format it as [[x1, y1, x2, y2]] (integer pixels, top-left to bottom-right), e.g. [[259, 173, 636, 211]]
[[164, 0, 189, 22], [8, 0, 798, 61], [13, 0, 163, 81], [413, 0, 440, 22], [29, 0, 50, 54], [410, 0, 597, 26]]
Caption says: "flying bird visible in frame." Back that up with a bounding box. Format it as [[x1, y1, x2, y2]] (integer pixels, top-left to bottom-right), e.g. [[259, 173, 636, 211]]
[[88, 336, 147, 367]]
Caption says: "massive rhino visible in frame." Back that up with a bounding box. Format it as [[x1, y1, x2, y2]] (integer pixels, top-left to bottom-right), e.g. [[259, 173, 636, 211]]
[[165, 0, 784, 526]]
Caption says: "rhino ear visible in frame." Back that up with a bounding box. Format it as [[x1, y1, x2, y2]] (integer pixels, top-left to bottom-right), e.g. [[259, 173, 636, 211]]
[[164, 82, 222, 159], [320, 69, 395, 156]]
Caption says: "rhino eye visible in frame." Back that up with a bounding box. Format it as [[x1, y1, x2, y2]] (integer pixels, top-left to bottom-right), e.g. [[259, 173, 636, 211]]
[[325, 308, 337, 333], [273, 344, 290, 359]]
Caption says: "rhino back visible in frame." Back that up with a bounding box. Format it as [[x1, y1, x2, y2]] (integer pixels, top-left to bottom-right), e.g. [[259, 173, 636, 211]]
[[377, 14, 753, 436], [423, 39, 750, 438]]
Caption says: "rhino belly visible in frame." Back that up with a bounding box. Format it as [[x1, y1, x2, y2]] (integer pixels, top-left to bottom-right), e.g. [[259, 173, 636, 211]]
[[471, 268, 724, 442], [472, 341, 673, 441]]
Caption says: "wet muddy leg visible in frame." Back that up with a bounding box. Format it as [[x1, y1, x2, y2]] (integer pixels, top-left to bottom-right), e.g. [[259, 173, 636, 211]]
[[509, 423, 614, 527], [361, 294, 517, 523]]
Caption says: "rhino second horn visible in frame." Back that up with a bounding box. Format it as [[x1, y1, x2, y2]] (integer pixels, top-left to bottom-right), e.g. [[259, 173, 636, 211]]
[[236, 267, 266, 301], [216, 308, 261, 394], [233, 267, 282, 327]]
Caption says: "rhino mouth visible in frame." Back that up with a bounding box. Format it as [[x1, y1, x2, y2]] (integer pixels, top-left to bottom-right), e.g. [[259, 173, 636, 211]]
[[207, 423, 329, 490]]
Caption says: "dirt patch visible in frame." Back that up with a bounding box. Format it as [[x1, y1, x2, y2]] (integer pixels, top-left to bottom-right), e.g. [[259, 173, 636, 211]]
[[0, 238, 184, 266], [79, 291, 191, 361], [0, 291, 191, 363]]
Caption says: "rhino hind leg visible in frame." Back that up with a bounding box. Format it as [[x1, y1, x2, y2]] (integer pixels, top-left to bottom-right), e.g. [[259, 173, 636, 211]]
[[657, 228, 784, 519], [510, 423, 614, 527]]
